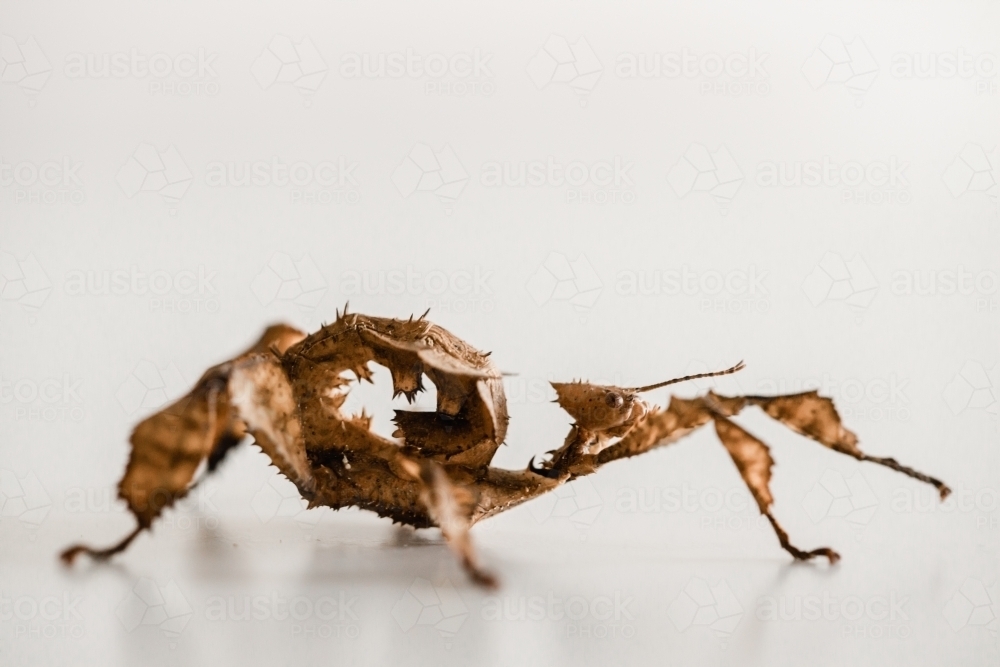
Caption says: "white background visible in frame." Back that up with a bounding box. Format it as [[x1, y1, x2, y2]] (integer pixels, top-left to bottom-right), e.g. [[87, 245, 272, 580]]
[[1, 1, 998, 665]]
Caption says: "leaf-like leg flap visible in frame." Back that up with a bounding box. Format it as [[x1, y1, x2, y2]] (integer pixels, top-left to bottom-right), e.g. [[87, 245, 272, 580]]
[[229, 353, 314, 496], [60, 324, 306, 566], [60, 378, 236, 564], [738, 391, 951, 500], [401, 459, 498, 588], [712, 415, 840, 564]]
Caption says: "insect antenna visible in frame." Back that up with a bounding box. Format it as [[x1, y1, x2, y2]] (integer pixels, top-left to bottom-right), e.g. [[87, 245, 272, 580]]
[[625, 360, 745, 393]]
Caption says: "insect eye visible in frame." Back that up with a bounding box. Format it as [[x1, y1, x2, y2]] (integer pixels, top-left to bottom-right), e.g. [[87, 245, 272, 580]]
[[605, 392, 624, 409]]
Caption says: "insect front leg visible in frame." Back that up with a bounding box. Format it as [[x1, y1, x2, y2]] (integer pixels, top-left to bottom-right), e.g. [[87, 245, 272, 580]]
[[526, 425, 602, 480], [718, 391, 951, 499], [711, 414, 840, 563], [594, 396, 842, 563], [562, 393, 842, 563], [705, 390, 950, 562]]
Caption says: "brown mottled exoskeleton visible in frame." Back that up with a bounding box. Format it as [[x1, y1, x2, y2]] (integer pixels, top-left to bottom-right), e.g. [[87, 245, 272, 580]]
[[62, 309, 951, 587]]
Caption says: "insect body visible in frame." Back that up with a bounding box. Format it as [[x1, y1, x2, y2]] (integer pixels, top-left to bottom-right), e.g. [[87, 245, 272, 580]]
[[62, 309, 950, 587]]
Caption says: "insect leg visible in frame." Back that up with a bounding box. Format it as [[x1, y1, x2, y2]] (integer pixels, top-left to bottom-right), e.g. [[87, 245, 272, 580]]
[[711, 413, 840, 563], [731, 391, 950, 499], [60, 324, 306, 566], [401, 459, 498, 588]]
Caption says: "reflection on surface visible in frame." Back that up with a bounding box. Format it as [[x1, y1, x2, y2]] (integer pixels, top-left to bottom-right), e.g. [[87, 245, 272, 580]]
[[2, 498, 994, 667]]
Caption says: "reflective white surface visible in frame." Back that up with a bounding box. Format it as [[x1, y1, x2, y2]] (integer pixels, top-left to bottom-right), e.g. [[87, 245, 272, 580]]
[[3, 434, 997, 666]]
